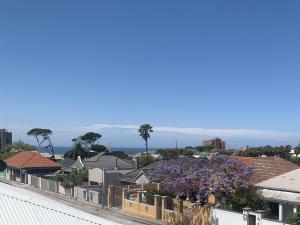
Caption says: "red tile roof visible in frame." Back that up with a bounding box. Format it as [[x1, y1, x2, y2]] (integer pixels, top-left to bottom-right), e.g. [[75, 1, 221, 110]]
[[5, 151, 62, 169], [235, 156, 299, 184]]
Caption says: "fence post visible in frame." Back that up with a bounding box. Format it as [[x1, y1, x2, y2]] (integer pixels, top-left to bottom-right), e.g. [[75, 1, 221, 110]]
[[154, 195, 161, 220], [161, 196, 168, 221], [156, 183, 161, 191], [122, 188, 127, 209], [176, 199, 183, 214], [137, 191, 142, 203], [107, 185, 114, 207]]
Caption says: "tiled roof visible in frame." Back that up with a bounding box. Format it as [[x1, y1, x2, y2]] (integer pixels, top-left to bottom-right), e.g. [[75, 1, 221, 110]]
[[5, 151, 62, 169], [235, 156, 299, 184]]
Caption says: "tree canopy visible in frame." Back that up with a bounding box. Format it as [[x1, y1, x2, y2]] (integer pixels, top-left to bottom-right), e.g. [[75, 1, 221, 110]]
[[27, 128, 55, 158], [72, 132, 102, 148], [4, 140, 37, 152], [235, 145, 291, 158], [64, 143, 87, 160]]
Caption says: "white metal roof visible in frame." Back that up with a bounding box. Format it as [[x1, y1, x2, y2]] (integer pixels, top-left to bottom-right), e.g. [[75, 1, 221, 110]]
[[258, 189, 300, 204], [256, 168, 300, 193], [0, 182, 121, 225]]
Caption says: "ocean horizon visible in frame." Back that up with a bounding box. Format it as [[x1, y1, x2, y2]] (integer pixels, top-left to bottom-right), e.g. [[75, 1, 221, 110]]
[[41, 146, 157, 155]]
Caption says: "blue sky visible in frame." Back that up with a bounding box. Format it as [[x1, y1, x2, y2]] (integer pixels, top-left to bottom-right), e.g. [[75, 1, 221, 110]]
[[1, 1, 300, 148]]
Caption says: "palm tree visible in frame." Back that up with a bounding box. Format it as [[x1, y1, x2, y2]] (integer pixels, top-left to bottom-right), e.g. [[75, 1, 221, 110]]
[[138, 124, 153, 154]]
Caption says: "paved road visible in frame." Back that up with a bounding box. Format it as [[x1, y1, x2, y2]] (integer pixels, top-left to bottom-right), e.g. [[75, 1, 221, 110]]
[[0, 179, 164, 225]]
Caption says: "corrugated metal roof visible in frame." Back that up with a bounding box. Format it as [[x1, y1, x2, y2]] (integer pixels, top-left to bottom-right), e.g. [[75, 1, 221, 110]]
[[256, 168, 300, 193], [0, 182, 121, 225], [258, 189, 300, 204]]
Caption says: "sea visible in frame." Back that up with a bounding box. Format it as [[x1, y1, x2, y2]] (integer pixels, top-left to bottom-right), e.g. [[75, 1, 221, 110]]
[[41, 147, 156, 155]]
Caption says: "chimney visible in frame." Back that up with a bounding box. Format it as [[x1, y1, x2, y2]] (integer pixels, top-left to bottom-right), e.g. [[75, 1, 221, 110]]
[[134, 156, 139, 170]]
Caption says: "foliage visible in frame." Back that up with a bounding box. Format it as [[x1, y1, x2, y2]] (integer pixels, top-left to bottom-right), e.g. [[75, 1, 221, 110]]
[[27, 128, 54, 158], [0, 151, 17, 160], [138, 124, 153, 154], [64, 143, 87, 160], [78, 170, 88, 182], [54, 174, 67, 182], [62, 171, 84, 188], [90, 144, 108, 153], [287, 211, 300, 225], [139, 154, 155, 167], [288, 157, 300, 166], [4, 140, 37, 152], [294, 145, 300, 156], [226, 188, 267, 212], [0, 160, 6, 171], [235, 145, 291, 158], [154, 156, 252, 205], [72, 132, 102, 149], [155, 148, 195, 159], [194, 145, 214, 152]]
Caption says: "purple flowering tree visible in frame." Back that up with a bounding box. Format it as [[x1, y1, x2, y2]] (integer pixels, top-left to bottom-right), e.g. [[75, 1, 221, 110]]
[[154, 156, 252, 204]]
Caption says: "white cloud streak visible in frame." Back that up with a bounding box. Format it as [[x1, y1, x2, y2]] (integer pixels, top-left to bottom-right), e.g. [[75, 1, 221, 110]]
[[2, 123, 300, 141], [84, 124, 300, 140]]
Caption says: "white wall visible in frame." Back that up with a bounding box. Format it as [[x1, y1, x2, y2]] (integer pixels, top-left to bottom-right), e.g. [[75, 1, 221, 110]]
[[88, 168, 103, 185], [211, 208, 245, 225], [211, 208, 289, 225]]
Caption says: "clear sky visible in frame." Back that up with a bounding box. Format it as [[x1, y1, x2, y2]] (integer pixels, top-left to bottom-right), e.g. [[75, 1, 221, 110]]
[[1, 0, 300, 148]]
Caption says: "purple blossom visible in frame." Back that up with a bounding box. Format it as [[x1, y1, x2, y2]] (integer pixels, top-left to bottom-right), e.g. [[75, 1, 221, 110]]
[[154, 156, 252, 204]]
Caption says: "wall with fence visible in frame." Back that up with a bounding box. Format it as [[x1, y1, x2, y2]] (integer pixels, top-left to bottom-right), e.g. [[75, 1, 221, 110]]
[[162, 197, 211, 225], [122, 189, 161, 220], [107, 183, 161, 208], [75, 186, 103, 205], [28, 174, 74, 197]]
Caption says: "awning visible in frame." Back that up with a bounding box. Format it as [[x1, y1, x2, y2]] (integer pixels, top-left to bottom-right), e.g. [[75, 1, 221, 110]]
[[258, 189, 300, 204]]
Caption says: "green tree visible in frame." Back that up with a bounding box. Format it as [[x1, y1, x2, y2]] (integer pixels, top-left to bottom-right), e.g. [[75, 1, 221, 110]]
[[72, 132, 102, 156], [294, 144, 300, 156], [64, 143, 87, 160], [138, 124, 153, 154], [0, 160, 6, 171], [287, 211, 300, 225], [139, 154, 155, 167], [90, 144, 108, 154], [4, 140, 37, 152], [27, 128, 55, 158]]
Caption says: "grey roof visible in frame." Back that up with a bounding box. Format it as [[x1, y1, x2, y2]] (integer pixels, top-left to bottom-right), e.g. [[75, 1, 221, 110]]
[[60, 158, 75, 168], [256, 168, 300, 193], [83, 153, 135, 170], [120, 163, 157, 183]]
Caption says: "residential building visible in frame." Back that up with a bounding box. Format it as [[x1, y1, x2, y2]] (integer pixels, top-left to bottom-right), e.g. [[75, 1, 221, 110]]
[[4, 151, 62, 183], [0, 181, 120, 225], [0, 128, 12, 151], [255, 168, 300, 222], [235, 156, 299, 184], [120, 163, 157, 184], [203, 138, 225, 149]]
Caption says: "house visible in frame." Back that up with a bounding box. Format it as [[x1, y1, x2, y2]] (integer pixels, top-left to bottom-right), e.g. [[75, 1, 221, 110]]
[[120, 163, 157, 184], [235, 156, 299, 184], [0, 181, 120, 225], [80, 152, 135, 185], [4, 151, 62, 183], [255, 168, 300, 222]]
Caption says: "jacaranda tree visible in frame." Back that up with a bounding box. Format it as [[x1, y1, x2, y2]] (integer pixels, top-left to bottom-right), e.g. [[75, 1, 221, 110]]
[[154, 156, 252, 205]]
